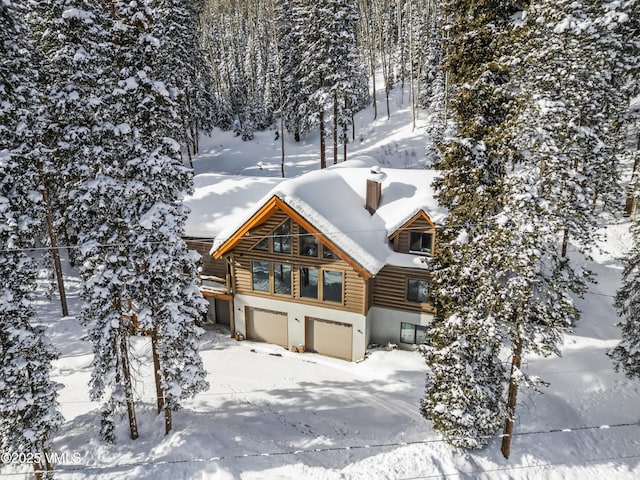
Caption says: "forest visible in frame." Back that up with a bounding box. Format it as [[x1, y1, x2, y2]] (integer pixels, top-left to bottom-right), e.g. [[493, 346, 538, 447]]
[[1, 0, 639, 478]]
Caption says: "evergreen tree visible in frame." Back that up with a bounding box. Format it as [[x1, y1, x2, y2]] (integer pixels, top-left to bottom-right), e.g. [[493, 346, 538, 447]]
[[153, 0, 218, 162], [275, 0, 317, 141], [327, 0, 369, 163], [511, 0, 629, 252], [69, 0, 209, 440], [417, 312, 505, 449], [421, 0, 519, 450], [609, 0, 640, 378], [610, 219, 640, 379], [1, 1, 63, 476], [420, 0, 447, 168]]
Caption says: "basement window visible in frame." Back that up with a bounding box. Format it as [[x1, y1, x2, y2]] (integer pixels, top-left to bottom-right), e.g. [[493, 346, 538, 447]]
[[400, 322, 427, 344]]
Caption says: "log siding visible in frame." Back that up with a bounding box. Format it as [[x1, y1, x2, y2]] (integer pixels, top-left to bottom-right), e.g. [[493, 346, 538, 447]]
[[372, 265, 436, 314], [229, 211, 367, 315]]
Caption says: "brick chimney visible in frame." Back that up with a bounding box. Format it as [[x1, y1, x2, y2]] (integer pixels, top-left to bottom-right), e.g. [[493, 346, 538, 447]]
[[365, 167, 382, 214]]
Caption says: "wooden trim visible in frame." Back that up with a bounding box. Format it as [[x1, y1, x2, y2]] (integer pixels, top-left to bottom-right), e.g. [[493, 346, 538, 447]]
[[388, 210, 435, 241], [213, 196, 280, 258], [213, 293, 233, 301], [213, 195, 373, 280]]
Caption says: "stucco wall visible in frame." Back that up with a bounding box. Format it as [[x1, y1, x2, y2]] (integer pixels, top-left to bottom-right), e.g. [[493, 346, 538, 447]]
[[368, 306, 434, 349]]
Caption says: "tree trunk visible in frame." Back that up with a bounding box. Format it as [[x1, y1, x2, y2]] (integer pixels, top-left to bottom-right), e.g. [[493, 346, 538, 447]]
[[361, 0, 377, 120], [120, 334, 138, 440], [561, 229, 568, 258], [38, 162, 68, 317], [408, 0, 416, 131], [624, 131, 640, 216], [501, 332, 523, 459], [165, 406, 172, 435], [151, 334, 164, 414], [343, 125, 348, 162], [333, 91, 338, 165], [280, 116, 286, 178], [32, 449, 52, 480], [320, 108, 326, 169]]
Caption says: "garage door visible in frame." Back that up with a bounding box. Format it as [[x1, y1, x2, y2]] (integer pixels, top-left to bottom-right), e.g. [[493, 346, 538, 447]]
[[305, 317, 353, 361], [246, 307, 288, 348]]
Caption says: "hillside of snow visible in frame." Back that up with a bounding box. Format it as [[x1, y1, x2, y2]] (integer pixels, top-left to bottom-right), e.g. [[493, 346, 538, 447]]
[[4, 86, 640, 480]]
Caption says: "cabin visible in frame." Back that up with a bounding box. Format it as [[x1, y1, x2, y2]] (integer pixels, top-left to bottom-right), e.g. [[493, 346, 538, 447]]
[[189, 158, 446, 362]]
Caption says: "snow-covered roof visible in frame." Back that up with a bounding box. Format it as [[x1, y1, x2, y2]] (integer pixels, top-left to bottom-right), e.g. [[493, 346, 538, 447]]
[[184, 173, 284, 238], [209, 157, 446, 276]]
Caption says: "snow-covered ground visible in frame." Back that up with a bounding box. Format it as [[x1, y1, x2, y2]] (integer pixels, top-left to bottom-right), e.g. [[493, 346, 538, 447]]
[[5, 88, 640, 479]]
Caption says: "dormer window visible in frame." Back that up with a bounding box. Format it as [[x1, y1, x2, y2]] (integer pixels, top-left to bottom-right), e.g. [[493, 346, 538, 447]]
[[409, 232, 433, 255]]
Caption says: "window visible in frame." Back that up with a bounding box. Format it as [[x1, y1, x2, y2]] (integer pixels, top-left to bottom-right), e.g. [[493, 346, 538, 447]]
[[300, 267, 318, 298], [323, 270, 343, 302], [273, 219, 291, 253], [251, 220, 292, 254], [299, 227, 318, 257], [400, 322, 427, 344], [407, 279, 430, 303], [252, 261, 269, 291], [254, 237, 269, 251], [274, 263, 292, 295], [323, 245, 338, 259], [409, 232, 433, 254]]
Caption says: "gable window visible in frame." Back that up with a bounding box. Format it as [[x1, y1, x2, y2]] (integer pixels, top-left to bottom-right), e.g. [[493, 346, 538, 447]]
[[323, 270, 343, 302], [254, 237, 269, 251], [274, 263, 292, 295], [252, 261, 269, 291], [300, 267, 318, 298], [273, 219, 291, 253], [299, 227, 318, 257], [400, 322, 427, 344], [323, 245, 338, 260], [409, 232, 433, 254], [407, 278, 430, 303]]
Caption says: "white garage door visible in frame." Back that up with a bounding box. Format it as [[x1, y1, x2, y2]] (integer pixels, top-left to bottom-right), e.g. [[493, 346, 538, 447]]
[[305, 317, 353, 361], [246, 307, 288, 348]]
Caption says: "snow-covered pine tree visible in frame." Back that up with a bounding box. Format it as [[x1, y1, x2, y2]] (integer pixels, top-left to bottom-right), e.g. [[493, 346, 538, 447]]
[[608, 0, 640, 380], [495, 0, 635, 457], [419, 0, 447, 168], [152, 0, 217, 164], [610, 219, 640, 378], [417, 311, 505, 449], [28, 0, 113, 291], [421, 0, 522, 449], [73, 0, 209, 438], [1, 2, 63, 477], [511, 0, 631, 254], [275, 0, 319, 142], [326, 0, 368, 163], [621, 0, 640, 215]]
